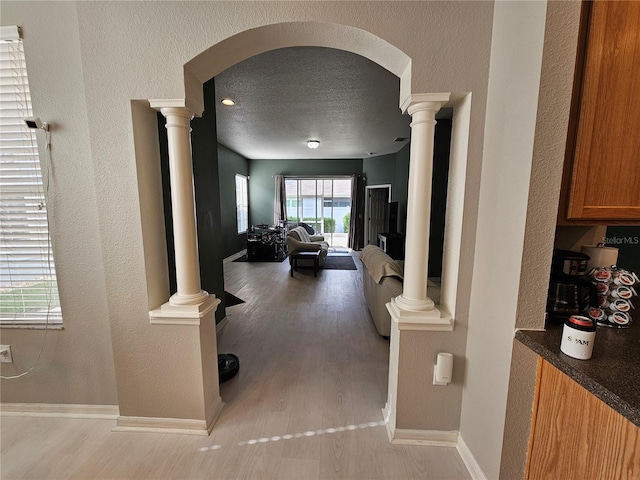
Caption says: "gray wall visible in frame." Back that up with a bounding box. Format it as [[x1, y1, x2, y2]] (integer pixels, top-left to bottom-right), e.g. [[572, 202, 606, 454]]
[[217, 144, 249, 258], [248, 159, 363, 226]]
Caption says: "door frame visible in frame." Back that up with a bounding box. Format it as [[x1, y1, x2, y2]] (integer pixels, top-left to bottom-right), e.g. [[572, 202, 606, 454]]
[[364, 184, 392, 247]]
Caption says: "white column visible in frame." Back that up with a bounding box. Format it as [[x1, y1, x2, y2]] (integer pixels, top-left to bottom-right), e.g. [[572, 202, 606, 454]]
[[383, 93, 453, 445], [160, 106, 209, 306], [398, 102, 440, 310], [386, 93, 452, 330]]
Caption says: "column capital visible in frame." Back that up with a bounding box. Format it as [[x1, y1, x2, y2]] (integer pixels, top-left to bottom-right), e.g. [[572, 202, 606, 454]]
[[401, 93, 451, 115], [149, 99, 195, 119]]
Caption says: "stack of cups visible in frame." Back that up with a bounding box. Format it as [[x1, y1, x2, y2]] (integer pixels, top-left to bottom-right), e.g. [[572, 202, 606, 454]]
[[587, 268, 638, 328]]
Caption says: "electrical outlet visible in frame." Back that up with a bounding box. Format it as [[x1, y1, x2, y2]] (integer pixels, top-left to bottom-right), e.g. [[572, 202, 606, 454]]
[[0, 345, 12, 363]]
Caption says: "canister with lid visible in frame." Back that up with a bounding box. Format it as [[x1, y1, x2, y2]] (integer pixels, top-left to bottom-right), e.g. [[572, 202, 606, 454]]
[[560, 315, 596, 360]]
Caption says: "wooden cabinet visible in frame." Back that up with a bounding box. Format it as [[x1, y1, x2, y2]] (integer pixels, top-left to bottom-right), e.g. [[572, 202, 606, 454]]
[[559, 1, 640, 224], [526, 359, 640, 479]]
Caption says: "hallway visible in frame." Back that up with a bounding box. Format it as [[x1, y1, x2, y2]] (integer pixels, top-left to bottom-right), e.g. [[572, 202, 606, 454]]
[[0, 254, 471, 479]]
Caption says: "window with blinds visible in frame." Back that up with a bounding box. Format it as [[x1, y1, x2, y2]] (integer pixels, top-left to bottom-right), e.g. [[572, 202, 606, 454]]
[[235, 174, 248, 233], [0, 26, 61, 326]]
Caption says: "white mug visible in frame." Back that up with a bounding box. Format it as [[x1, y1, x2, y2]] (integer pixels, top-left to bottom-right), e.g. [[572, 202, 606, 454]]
[[560, 316, 596, 360]]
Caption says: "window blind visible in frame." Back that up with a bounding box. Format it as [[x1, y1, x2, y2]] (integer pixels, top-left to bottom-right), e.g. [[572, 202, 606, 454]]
[[0, 27, 61, 325]]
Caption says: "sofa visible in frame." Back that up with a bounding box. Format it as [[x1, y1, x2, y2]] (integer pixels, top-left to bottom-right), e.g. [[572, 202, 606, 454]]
[[286, 226, 329, 266], [359, 245, 441, 337]]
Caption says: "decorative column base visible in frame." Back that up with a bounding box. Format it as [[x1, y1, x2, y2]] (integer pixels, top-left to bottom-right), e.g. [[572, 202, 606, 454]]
[[150, 294, 220, 325], [139, 295, 224, 435], [386, 296, 454, 332], [393, 294, 435, 312], [383, 302, 457, 447], [169, 290, 210, 306]]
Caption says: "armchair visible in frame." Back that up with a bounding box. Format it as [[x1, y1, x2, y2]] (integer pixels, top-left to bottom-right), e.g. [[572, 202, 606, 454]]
[[286, 226, 329, 266]]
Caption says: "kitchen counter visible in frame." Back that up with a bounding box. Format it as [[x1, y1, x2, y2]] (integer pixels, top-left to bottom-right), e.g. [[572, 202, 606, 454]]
[[516, 324, 640, 427]]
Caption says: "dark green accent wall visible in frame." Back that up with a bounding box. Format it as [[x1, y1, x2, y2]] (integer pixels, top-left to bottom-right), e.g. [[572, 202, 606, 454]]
[[217, 144, 249, 258], [605, 227, 640, 274], [394, 144, 411, 234], [158, 78, 226, 323], [362, 146, 411, 234], [361, 119, 451, 278], [248, 159, 363, 226], [192, 79, 226, 323], [429, 119, 452, 277], [362, 153, 396, 187]]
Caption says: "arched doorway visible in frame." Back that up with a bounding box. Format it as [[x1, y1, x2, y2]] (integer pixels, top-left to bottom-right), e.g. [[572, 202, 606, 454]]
[[141, 20, 470, 439], [182, 22, 412, 117]]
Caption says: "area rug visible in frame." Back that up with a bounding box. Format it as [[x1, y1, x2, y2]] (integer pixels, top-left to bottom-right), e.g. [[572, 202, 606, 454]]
[[323, 255, 357, 270], [233, 254, 287, 263], [224, 291, 245, 307]]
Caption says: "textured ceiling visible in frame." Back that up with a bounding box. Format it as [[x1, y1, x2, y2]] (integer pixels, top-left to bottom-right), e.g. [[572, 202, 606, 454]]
[[214, 47, 411, 160]]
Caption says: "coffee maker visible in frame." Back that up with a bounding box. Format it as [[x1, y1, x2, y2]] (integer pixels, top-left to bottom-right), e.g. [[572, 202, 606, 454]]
[[546, 249, 598, 325]]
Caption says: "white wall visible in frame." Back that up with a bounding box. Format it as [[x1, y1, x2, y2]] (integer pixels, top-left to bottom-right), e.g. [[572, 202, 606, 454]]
[[76, 0, 496, 423], [458, 2, 548, 478], [500, 2, 583, 478], [1, 0, 494, 424], [0, 1, 117, 406]]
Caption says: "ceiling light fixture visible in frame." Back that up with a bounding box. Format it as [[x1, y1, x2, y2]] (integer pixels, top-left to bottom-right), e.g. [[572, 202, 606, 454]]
[[307, 140, 320, 149], [221, 98, 235, 106]]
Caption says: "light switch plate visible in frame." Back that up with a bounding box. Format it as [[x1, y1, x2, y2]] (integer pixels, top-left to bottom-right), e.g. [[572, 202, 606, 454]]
[[0, 345, 12, 363]]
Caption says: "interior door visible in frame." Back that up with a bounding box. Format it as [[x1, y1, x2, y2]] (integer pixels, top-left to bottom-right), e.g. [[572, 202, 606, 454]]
[[367, 188, 389, 246]]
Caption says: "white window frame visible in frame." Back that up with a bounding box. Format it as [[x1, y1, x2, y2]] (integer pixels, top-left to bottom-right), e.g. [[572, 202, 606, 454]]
[[0, 26, 62, 327], [284, 176, 352, 247], [235, 174, 248, 234]]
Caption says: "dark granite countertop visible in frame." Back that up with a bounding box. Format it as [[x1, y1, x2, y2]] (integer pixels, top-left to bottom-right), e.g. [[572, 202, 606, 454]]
[[516, 324, 640, 427]]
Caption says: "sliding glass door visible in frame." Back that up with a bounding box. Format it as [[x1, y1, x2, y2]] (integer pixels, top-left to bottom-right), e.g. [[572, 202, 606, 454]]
[[285, 177, 352, 248]]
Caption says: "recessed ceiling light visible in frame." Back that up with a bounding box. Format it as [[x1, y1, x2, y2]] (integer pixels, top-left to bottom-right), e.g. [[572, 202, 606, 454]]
[[307, 140, 320, 149], [221, 98, 235, 106]]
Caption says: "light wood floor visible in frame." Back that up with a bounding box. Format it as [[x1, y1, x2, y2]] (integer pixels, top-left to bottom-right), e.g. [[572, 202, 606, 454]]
[[0, 253, 471, 479]]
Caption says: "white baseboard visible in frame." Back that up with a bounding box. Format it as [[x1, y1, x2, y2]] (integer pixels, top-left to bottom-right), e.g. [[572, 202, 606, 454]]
[[216, 316, 229, 333], [206, 397, 225, 433], [114, 415, 210, 436], [0, 403, 119, 419], [388, 426, 459, 447], [382, 403, 396, 441], [457, 435, 488, 480], [382, 404, 458, 446], [113, 398, 224, 436], [224, 249, 247, 264]]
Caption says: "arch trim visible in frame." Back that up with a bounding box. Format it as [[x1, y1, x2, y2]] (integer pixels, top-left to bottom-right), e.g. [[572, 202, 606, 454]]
[[183, 21, 412, 115]]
